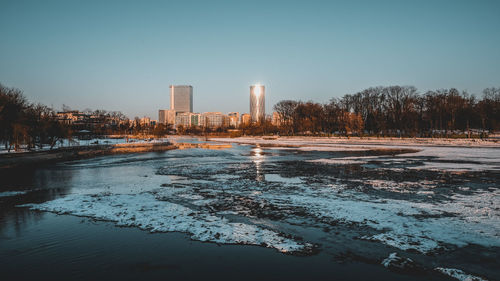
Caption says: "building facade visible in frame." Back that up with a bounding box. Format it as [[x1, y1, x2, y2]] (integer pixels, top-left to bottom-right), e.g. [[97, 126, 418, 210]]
[[228, 112, 240, 127], [175, 112, 192, 127], [241, 113, 251, 125], [172, 112, 202, 128], [190, 113, 201, 127], [139, 116, 151, 127], [250, 85, 265, 123], [170, 85, 193, 113], [202, 112, 228, 128], [57, 111, 80, 124], [272, 111, 281, 126], [158, 109, 176, 125]]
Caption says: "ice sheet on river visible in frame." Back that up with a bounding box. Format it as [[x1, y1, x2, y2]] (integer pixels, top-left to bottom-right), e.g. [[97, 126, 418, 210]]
[[261, 184, 500, 253], [435, 267, 488, 281], [21, 192, 311, 253]]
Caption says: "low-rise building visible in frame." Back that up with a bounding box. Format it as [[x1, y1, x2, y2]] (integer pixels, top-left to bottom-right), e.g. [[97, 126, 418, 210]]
[[174, 112, 202, 128], [272, 111, 281, 126], [228, 112, 240, 128], [241, 113, 251, 126], [175, 112, 192, 127], [57, 111, 80, 124], [158, 109, 176, 125], [190, 113, 202, 127], [140, 116, 151, 127], [202, 112, 228, 128]]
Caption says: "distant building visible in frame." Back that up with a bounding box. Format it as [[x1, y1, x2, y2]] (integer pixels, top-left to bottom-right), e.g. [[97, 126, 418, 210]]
[[170, 85, 193, 113], [175, 112, 192, 127], [228, 112, 240, 127], [57, 110, 114, 128], [57, 111, 80, 124], [190, 113, 202, 127], [241, 113, 251, 125], [250, 85, 265, 123], [173, 112, 202, 128], [158, 109, 176, 125], [202, 112, 228, 128], [272, 112, 281, 126], [140, 116, 151, 126]]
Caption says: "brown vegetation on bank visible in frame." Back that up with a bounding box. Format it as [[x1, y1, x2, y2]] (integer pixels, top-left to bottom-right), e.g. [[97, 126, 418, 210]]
[[0, 142, 176, 169], [272, 86, 500, 137]]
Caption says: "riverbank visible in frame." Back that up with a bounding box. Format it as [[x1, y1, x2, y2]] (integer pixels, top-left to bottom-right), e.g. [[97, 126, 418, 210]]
[[0, 142, 176, 169], [3, 135, 498, 170]]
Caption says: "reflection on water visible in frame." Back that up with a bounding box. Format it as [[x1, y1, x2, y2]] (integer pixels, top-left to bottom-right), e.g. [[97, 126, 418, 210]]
[[0, 167, 74, 237], [251, 146, 265, 182]]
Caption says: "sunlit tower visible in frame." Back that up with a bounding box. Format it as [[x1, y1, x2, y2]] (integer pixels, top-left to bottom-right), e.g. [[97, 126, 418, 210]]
[[250, 84, 265, 123]]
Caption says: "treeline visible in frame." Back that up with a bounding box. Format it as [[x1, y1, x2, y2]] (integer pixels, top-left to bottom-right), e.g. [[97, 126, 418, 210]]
[[0, 84, 70, 151], [273, 86, 500, 137], [2, 83, 500, 148], [0, 84, 139, 151], [62, 107, 130, 135]]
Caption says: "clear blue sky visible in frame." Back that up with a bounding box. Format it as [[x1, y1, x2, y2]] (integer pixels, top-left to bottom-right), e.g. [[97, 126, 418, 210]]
[[1, 0, 499, 119]]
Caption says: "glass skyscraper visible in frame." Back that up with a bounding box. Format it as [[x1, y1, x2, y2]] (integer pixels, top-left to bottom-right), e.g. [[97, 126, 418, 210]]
[[250, 85, 265, 123]]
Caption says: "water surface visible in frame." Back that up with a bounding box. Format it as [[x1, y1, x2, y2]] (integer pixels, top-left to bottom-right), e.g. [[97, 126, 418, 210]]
[[1, 142, 498, 280]]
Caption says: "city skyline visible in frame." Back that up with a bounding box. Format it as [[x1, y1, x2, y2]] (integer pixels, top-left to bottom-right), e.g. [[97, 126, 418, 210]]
[[1, 0, 499, 119]]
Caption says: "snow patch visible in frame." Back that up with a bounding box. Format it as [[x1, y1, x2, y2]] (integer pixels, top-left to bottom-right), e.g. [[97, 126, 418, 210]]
[[0, 191, 28, 197], [308, 156, 379, 165], [435, 267, 487, 281], [19, 192, 310, 253], [381, 252, 416, 270]]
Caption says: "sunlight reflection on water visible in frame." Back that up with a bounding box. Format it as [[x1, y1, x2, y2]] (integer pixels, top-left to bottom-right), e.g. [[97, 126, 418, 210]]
[[252, 146, 265, 182]]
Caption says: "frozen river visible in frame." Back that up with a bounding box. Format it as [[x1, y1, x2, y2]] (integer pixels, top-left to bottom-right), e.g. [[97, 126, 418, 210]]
[[1, 139, 499, 280]]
